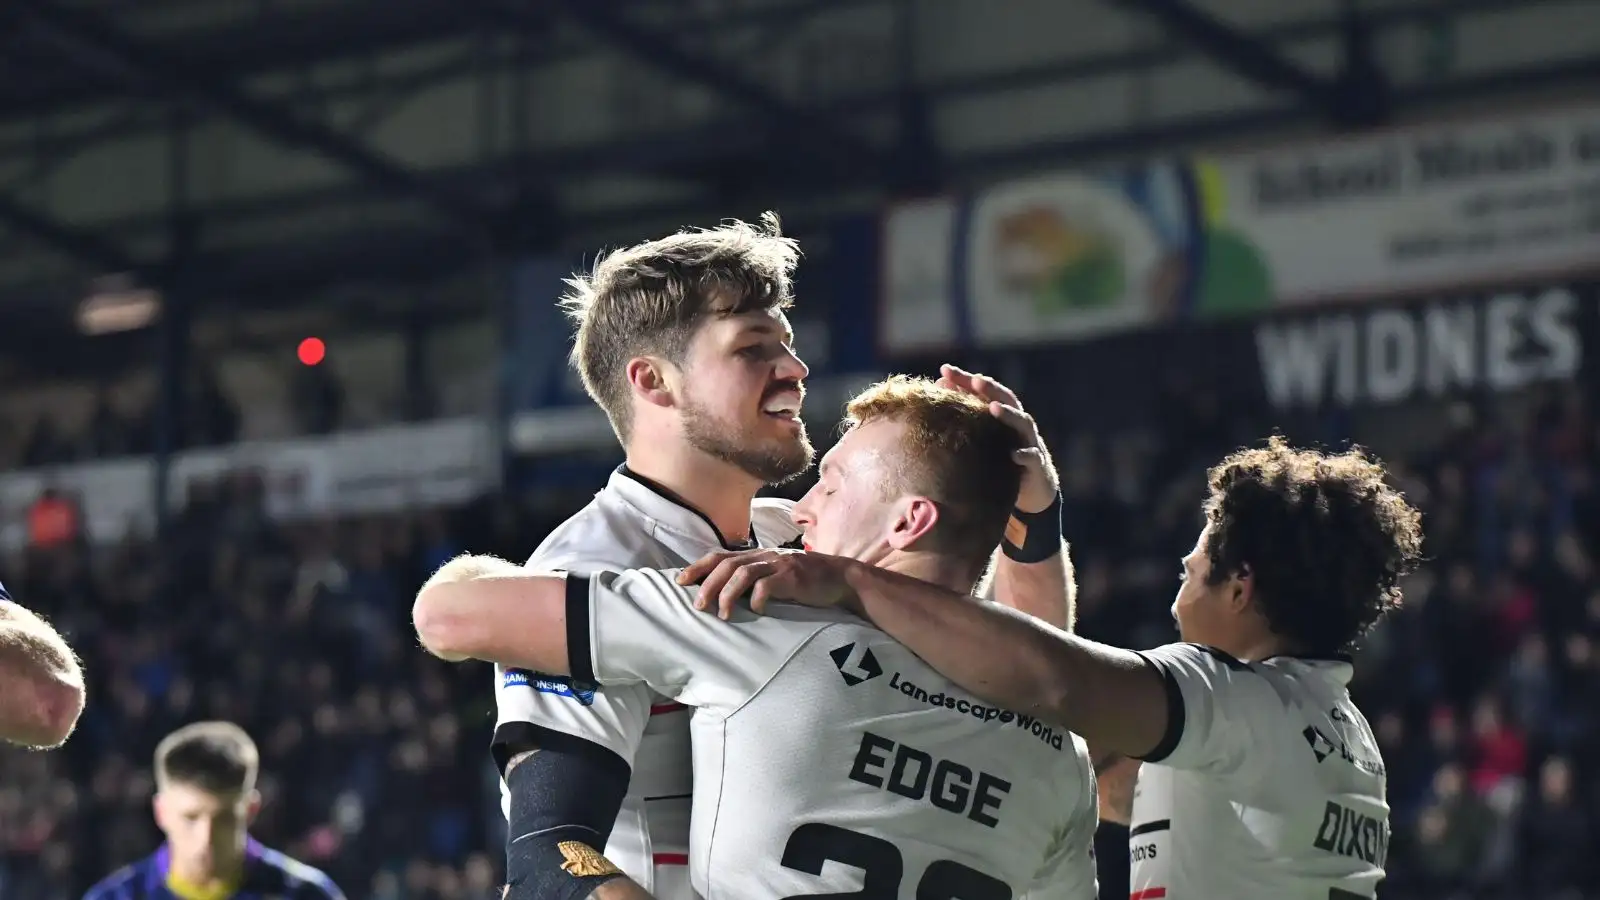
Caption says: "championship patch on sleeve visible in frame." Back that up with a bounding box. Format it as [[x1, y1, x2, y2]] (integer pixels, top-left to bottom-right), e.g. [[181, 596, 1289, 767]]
[[558, 841, 622, 877], [504, 669, 599, 706]]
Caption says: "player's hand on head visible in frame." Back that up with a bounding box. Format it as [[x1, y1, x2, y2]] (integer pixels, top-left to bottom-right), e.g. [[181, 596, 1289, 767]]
[[937, 364, 1059, 513], [678, 549, 857, 620]]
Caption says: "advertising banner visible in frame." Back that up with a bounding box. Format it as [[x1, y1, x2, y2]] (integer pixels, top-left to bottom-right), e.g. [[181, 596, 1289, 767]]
[[881, 104, 1600, 355], [1205, 105, 1600, 307], [0, 418, 498, 549], [881, 165, 1218, 353], [1254, 282, 1592, 410]]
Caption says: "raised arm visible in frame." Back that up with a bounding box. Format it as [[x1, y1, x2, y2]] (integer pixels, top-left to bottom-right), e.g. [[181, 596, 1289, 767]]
[[938, 365, 1074, 630], [0, 591, 86, 748], [987, 506, 1074, 631]]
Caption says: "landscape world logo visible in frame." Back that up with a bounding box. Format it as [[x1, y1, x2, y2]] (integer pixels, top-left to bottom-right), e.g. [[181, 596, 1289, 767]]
[[830, 642, 882, 686]]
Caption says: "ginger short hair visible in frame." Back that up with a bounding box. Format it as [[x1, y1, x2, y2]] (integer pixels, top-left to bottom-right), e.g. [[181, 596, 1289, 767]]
[[562, 213, 800, 441], [845, 376, 1023, 579]]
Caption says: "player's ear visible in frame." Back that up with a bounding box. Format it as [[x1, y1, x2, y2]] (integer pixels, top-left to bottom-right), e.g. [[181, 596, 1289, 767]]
[[245, 789, 262, 825], [625, 356, 677, 409], [886, 495, 940, 551], [151, 793, 166, 830], [1227, 562, 1254, 614]]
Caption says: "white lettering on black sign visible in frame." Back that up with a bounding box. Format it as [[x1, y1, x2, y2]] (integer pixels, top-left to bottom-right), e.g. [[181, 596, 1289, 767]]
[[1256, 287, 1581, 408]]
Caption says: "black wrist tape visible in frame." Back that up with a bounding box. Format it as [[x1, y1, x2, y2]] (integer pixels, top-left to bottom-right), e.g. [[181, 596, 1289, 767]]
[[1002, 493, 1063, 563]]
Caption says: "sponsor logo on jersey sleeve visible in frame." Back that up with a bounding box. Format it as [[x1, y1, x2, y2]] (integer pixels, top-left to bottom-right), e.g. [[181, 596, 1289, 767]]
[[504, 668, 598, 706], [829, 643, 1064, 750]]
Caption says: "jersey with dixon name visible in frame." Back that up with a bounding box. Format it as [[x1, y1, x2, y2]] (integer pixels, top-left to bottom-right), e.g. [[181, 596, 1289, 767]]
[[1128, 643, 1389, 900], [566, 568, 1100, 900]]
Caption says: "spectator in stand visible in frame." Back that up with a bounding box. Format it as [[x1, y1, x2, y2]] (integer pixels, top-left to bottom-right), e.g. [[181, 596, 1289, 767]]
[[27, 488, 80, 551], [1519, 756, 1595, 896]]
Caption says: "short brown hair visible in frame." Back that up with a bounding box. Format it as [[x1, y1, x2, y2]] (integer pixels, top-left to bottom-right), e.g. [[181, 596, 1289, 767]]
[[562, 214, 801, 441], [845, 376, 1022, 580], [1203, 436, 1424, 654], [154, 721, 259, 795]]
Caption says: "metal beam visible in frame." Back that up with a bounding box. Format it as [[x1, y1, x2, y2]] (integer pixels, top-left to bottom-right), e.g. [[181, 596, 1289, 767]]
[[13, 0, 492, 234], [1112, 0, 1341, 116], [474, 0, 893, 177], [0, 192, 143, 274]]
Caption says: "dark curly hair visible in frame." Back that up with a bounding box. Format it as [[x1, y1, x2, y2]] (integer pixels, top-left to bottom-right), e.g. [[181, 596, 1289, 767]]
[[1203, 436, 1423, 655]]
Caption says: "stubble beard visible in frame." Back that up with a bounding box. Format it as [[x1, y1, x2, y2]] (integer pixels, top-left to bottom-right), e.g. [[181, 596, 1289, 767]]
[[681, 399, 814, 485]]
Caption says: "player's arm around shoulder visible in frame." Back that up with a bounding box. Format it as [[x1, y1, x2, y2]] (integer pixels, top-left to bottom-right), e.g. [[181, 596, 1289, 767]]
[[415, 556, 710, 695], [412, 554, 577, 673], [845, 561, 1171, 759], [0, 589, 86, 748]]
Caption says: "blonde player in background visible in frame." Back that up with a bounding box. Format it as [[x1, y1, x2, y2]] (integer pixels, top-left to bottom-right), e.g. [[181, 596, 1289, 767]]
[[431, 215, 1074, 900], [83, 722, 343, 900], [0, 580, 85, 748], [691, 436, 1422, 900], [417, 377, 1098, 899]]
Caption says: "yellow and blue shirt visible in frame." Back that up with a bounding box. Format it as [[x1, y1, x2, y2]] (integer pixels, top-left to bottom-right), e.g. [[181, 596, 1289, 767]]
[[83, 839, 343, 900]]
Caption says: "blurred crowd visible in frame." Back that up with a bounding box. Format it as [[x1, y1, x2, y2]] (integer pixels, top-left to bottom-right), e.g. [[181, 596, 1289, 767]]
[[6, 357, 352, 469], [0, 476, 556, 900], [1052, 383, 1600, 900], [1, 382, 1597, 900]]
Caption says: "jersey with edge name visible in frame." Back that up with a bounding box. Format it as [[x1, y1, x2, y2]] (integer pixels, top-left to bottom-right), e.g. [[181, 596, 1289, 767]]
[[491, 467, 800, 896], [569, 567, 1101, 900], [1128, 642, 1390, 900], [82, 839, 343, 900]]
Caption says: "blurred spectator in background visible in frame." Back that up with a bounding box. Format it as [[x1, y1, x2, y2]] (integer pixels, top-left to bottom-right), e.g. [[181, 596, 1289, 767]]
[[1519, 755, 1594, 897], [291, 358, 344, 437], [184, 361, 241, 449], [26, 488, 79, 551]]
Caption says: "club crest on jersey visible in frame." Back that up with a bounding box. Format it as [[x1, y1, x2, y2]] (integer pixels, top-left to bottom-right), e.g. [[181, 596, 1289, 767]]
[[830, 642, 883, 686], [504, 669, 597, 706]]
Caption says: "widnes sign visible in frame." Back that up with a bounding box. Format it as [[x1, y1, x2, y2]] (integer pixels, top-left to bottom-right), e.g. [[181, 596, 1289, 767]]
[[1257, 286, 1585, 408]]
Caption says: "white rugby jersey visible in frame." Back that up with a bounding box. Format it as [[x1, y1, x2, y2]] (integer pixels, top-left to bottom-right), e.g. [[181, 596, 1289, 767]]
[[493, 467, 800, 896], [566, 568, 1101, 900], [1129, 643, 1389, 900]]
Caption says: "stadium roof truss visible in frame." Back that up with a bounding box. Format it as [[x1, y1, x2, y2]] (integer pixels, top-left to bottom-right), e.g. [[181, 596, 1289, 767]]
[[0, 0, 1591, 346]]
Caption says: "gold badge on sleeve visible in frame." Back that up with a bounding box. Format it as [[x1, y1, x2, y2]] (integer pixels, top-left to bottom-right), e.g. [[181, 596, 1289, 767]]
[[558, 841, 623, 877]]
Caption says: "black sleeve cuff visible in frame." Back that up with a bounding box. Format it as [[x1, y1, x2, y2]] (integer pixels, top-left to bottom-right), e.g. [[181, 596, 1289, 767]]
[[490, 720, 632, 779], [566, 574, 595, 684], [1132, 652, 1186, 763]]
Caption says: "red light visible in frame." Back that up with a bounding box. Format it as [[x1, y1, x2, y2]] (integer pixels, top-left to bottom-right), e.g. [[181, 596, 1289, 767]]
[[297, 337, 326, 366]]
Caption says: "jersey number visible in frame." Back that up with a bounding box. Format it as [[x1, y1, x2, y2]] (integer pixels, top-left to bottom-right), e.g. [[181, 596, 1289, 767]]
[[780, 822, 1011, 899]]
